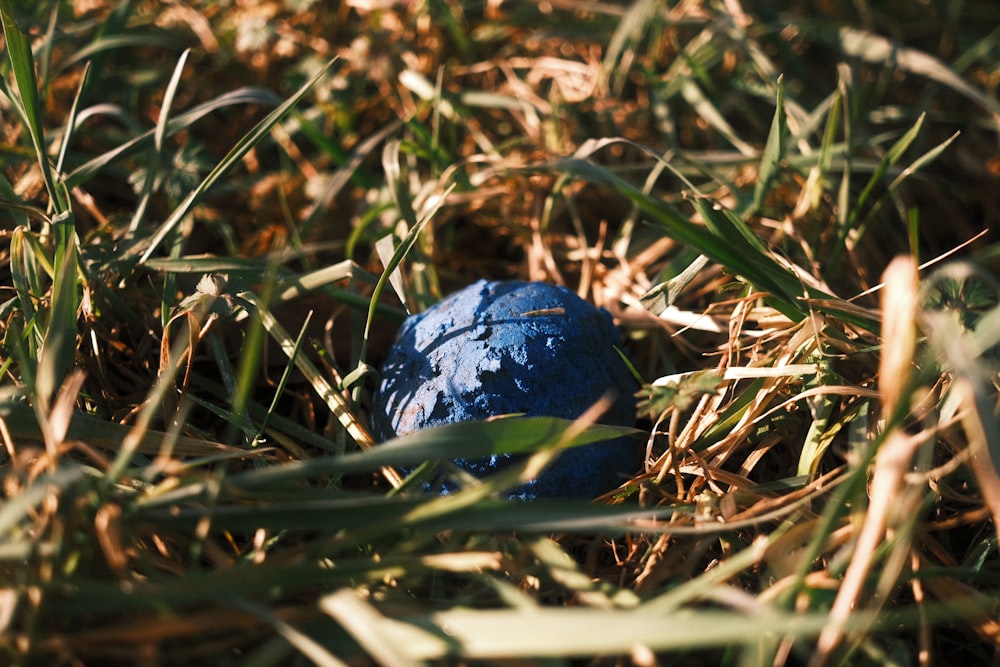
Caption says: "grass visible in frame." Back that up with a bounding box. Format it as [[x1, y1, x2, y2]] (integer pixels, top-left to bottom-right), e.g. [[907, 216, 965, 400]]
[[1, 0, 999, 664]]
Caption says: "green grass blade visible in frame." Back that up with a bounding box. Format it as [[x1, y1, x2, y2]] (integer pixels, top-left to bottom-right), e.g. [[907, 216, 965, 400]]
[[0, 0, 68, 213], [532, 149, 879, 330], [224, 417, 640, 489], [64, 87, 285, 189], [0, 400, 236, 457], [35, 211, 79, 410], [137, 58, 338, 263], [680, 79, 756, 156], [244, 291, 376, 451], [128, 48, 190, 232], [320, 595, 888, 661], [359, 162, 454, 365], [0, 464, 86, 538], [600, 0, 660, 96], [847, 113, 925, 230], [54, 61, 90, 176], [135, 490, 675, 536], [752, 75, 787, 215], [224, 252, 281, 444], [8, 227, 44, 350], [835, 26, 1000, 117]]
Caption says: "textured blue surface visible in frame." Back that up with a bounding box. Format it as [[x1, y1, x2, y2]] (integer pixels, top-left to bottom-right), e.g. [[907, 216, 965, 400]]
[[371, 279, 639, 499]]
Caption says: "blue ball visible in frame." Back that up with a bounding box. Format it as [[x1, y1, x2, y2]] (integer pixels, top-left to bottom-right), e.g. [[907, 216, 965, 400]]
[[371, 280, 639, 499]]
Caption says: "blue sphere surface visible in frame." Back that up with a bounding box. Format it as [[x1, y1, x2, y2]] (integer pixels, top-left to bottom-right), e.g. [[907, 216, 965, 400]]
[[371, 279, 639, 499]]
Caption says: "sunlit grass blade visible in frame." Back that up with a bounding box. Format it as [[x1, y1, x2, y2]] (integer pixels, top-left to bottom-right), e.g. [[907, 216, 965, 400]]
[[34, 211, 79, 411], [223, 416, 640, 489], [834, 26, 1000, 116], [137, 58, 337, 263], [533, 147, 879, 331], [128, 48, 190, 232], [680, 79, 756, 156], [64, 86, 284, 189], [752, 75, 787, 215], [359, 160, 454, 364], [54, 61, 90, 176], [319, 591, 892, 662], [833, 113, 925, 259], [243, 291, 386, 466], [600, 0, 661, 96], [8, 226, 47, 352], [0, 0, 67, 213]]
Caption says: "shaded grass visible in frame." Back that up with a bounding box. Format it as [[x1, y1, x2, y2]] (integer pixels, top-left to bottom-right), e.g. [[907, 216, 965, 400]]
[[1, 0, 999, 665]]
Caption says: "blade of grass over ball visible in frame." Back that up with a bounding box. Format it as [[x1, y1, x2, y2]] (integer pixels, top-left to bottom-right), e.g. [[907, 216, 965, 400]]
[[35, 211, 80, 412], [139, 489, 677, 537], [225, 417, 640, 488], [137, 58, 336, 263]]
